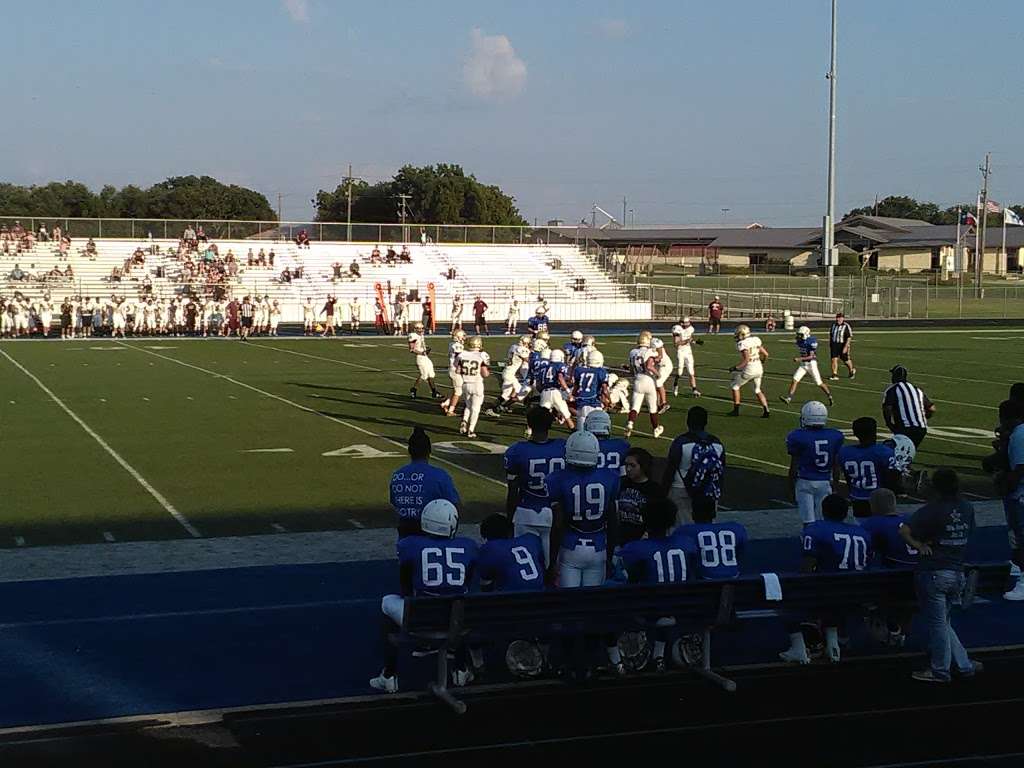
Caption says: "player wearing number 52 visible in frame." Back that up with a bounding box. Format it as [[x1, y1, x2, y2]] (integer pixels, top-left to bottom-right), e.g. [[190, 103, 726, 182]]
[[838, 417, 899, 520], [786, 401, 844, 526], [389, 427, 461, 539]]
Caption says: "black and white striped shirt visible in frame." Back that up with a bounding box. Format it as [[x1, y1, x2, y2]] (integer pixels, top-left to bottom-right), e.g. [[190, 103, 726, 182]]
[[883, 382, 931, 429], [830, 322, 852, 346]]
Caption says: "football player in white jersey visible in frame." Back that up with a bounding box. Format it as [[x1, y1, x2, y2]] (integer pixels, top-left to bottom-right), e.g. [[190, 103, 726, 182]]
[[670, 317, 702, 398], [456, 336, 491, 438], [488, 335, 531, 416], [625, 330, 664, 439], [39, 297, 53, 338], [651, 337, 674, 414], [269, 300, 282, 336], [303, 298, 316, 336], [441, 329, 467, 416], [450, 295, 464, 334], [408, 321, 440, 399], [349, 298, 361, 335], [606, 370, 631, 413], [506, 299, 520, 335], [729, 324, 771, 418], [112, 298, 127, 338]]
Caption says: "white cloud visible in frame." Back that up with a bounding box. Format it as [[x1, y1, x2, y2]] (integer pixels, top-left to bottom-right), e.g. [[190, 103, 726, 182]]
[[282, 0, 309, 23], [463, 28, 527, 101], [596, 18, 629, 39]]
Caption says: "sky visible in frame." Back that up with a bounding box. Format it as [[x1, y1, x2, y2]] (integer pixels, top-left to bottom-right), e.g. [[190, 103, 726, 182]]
[[2, 0, 1023, 226]]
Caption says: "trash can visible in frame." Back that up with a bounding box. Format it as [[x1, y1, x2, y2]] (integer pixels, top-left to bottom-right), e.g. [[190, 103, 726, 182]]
[[783, 310, 794, 331]]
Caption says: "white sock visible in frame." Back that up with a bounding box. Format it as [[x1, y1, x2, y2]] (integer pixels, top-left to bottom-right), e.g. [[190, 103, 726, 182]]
[[787, 632, 808, 656], [607, 646, 622, 665], [824, 627, 840, 654], [653, 641, 666, 659]]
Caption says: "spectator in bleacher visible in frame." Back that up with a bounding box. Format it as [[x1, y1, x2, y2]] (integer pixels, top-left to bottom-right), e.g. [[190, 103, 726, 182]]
[[899, 469, 981, 682], [257, 247, 267, 267], [183, 226, 196, 244], [268, 249, 275, 267], [52, 225, 62, 243], [333, 262, 343, 280], [295, 230, 311, 248], [247, 248, 255, 267], [371, 245, 381, 264], [399, 244, 411, 262], [662, 406, 725, 525], [37, 224, 49, 242], [386, 245, 397, 264], [196, 226, 207, 243], [473, 296, 489, 335], [9, 264, 25, 282], [349, 259, 360, 278]]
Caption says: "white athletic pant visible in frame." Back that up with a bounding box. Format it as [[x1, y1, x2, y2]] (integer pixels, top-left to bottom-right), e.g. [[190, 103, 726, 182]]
[[559, 541, 606, 588], [630, 374, 658, 415], [513, 506, 553, 567], [796, 478, 833, 524], [731, 363, 764, 394], [461, 381, 485, 433], [609, 384, 630, 411], [540, 389, 572, 421], [577, 404, 602, 430], [792, 361, 823, 386], [416, 355, 436, 379], [676, 348, 695, 376], [382, 594, 405, 626], [501, 366, 526, 399], [448, 371, 464, 394]]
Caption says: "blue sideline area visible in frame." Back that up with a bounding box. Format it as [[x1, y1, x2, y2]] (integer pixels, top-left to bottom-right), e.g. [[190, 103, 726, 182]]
[[0, 527, 1019, 730]]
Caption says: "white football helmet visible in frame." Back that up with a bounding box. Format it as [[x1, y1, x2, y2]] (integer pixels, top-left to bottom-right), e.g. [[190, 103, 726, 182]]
[[519, 335, 532, 347], [796, 325, 811, 340], [734, 324, 751, 340], [535, 307, 545, 316], [549, 349, 565, 363], [534, 339, 548, 353], [468, 336, 484, 351], [583, 335, 596, 348], [537, 330, 550, 342], [565, 430, 600, 467], [420, 499, 459, 538], [540, 348, 551, 360], [587, 350, 605, 368], [571, 330, 583, 343], [584, 409, 612, 437], [453, 329, 467, 342], [413, 321, 425, 333], [637, 330, 652, 347], [800, 400, 829, 428], [682, 316, 691, 327], [651, 337, 665, 350], [888, 434, 917, 473]]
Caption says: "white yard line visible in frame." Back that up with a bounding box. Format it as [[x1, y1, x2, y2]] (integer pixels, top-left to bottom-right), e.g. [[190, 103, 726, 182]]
[[253, 341, 383, 372], [116, 342, 505, 490], [0, 347, 201, 538]]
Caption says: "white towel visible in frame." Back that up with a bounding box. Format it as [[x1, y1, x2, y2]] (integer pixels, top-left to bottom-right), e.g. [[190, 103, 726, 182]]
[[761, 572, 783, 601]]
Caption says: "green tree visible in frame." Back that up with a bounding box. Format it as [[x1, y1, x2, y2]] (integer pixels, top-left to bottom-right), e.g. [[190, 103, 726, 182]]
[[314, 163, 527, 225]]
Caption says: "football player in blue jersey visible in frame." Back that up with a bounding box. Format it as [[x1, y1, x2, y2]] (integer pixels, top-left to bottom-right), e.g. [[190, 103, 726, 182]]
[[584, 409, 630, 476], [563, 330, 584, 367], [547, 430, 621, 588], [839, 416, 899, 519], [573, 349, 610, 427], [370, 499, 479, 693], [675, 497, 747, 580], [619, 497, 695, 671], [540, 348, 575, 429], [859, 487, 916, 647], [780, 326, 833, 406], [779, 494, 871, 665], [479, 514, 546, 592], [786, 401, 844, 525], [503, 406, 566, 564], [527, 307, 549, 337]]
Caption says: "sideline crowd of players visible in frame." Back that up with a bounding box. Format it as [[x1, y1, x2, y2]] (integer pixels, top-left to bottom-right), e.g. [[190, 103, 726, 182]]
[[375, 308, 1006, 691]]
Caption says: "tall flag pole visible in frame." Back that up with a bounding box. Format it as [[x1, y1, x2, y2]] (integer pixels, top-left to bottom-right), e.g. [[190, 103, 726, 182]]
[[824, 0, 838, 300]]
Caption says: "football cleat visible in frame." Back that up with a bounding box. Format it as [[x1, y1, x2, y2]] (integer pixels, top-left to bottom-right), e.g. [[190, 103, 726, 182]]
[[779, 648, 811, 665], [484, 408, 500, 417], [452, 667, 475, 688], [458, 422, 468, 435], [829, 375, 839, 381], [1004, 578, 1024, 601], [672, 385, 679, 397], [369, 671, 399, 693], [827, 394, 834, 407], [467, 432, 478, 439], [849, 369, 857, 379], [623, 422, 634, 438], [779, 395, 792, 404], [692, 388, 702, 398], [409, 387, 417, 399], [653, 425, 665, 439]]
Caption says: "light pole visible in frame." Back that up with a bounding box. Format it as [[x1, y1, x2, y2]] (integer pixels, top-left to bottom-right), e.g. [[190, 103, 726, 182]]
[[824, 0, 839, 299]]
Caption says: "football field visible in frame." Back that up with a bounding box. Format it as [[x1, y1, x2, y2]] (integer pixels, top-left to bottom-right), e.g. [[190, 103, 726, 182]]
[[0, 326, 1017, 549]]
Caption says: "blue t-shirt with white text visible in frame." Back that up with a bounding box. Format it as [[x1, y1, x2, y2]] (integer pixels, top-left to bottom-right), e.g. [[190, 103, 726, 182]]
[[389, 461, 461, 524]]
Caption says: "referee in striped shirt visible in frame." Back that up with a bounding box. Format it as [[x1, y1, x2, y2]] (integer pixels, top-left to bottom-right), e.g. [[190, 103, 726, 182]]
[[829, 312, 856, 380], [882, 365, 935, 448]]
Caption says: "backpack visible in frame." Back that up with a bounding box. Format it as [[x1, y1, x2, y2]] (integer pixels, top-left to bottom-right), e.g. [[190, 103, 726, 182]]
[[683, 438, 724, 500]]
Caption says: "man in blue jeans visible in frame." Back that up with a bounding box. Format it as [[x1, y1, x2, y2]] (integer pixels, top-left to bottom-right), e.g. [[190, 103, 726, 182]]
[[900, 468, 982, 682]]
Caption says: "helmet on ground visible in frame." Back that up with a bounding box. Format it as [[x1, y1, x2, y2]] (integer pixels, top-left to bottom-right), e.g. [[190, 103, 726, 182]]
[[453, 329, 467, 341], [565, 430, 600, 467], [534, 339, 548, 353], [887, 434, 917, 473], [587, 349, 605, 368], [468, 336, 484, 351], [549, 349, 565, 363], [637, 330, 652, 347], [796, 325, 811, 340], [571, 330, 583, 343], [617, 631, 651, 672], [800, 400, 828, 428], [420, 499, 459, 538], [505, 640, 544, 678], [584, 409, 612, 437], [734, 324, 751, 340]]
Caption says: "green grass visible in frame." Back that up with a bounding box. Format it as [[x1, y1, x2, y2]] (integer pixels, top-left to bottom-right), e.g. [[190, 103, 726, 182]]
[[0, 327, 1015, 549]]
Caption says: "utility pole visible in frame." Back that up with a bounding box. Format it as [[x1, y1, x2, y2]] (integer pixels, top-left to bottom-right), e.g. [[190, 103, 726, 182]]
[[623, 197, 627, 229], [396, 193, 412, 242], [976, 152, 992, 298], [277, 192, 283, 223], [346, 163, 354, 242], [824, 0, 839, 300], [873, 194, 879, 216]]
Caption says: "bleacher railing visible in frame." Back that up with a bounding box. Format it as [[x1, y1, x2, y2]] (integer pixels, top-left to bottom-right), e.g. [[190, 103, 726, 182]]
[[0, 216, 585, 246]]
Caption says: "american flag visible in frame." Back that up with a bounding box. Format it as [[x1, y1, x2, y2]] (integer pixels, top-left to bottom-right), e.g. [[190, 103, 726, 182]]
[[985, 199, 1002, 214]]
